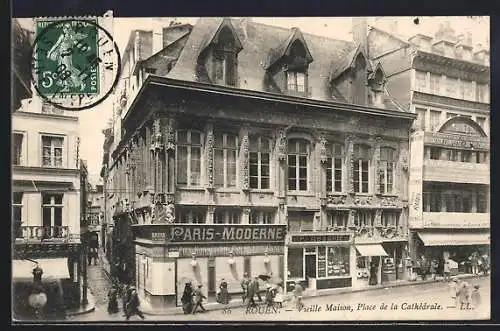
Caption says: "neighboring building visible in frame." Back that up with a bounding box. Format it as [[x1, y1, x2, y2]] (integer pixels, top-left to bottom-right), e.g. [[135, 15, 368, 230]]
[[86, 183, 104, 248], [12, 96, 84, 318], [367, 21, 490, 271], [102, 17, 415, 312]]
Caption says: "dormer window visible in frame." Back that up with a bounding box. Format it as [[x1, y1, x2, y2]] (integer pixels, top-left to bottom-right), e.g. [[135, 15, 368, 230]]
[[213, 27, 238, 86], [287, 71, 306, 92], [284, 40, 310, 95], [368, 64, 386, 107]]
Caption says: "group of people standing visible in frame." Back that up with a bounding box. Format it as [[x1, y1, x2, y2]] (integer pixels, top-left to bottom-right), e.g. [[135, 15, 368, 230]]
[[449, 278, 482, 310], [181, 282, 208, 314], [240, 273, 284, 308], [107, 284, 145, 320], [414, 252, 489, 282]]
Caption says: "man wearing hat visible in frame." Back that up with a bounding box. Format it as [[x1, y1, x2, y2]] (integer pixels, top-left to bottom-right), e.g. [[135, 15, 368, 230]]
[[125, 286, 145, 320], [192, 284, 207, 314]]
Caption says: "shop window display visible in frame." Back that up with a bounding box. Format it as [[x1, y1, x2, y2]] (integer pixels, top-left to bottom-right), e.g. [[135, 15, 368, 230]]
[[326, 247, 350, 277]]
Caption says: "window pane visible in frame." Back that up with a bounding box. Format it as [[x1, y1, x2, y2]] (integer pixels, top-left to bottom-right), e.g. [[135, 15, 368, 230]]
[[226, 135, 237, 148], [42, 207, 51, 227], [299, 167, 307, 179], [250, 177, 258, 189], [43, 147, 51, 166], [299, 180, 307, 191], [214, 149, 224, 187], [249, 164, 258, 177], [42, 195, 51, 205], [227, 150, 237, 187], [299, 155, 307, 167], [53, 137, 63, 147], [261, 177, 269, 189], [288, 155, 296, 166], [54, 207, 62, 227], [54, 194, 63, 204], [287, 247, 303, 278], [261, 164, 269, 177], [287, 72, 296, 90], [190, 147, 201, 185], [177, 146, 188, 184], [13, 192, 23, 204], [261, 152, 270, 164], [362, 182, 369, 193], [191, 132, 201, 145], [326, 166, 332, 192], [288, 179, 296, 191], [298, 141, 307, 154], [296, 73, 305, 92], [54, 148, 63, 167]]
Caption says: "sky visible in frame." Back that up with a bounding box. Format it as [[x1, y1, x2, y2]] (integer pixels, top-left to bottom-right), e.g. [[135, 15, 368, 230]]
[[16, 16, 489, 185]]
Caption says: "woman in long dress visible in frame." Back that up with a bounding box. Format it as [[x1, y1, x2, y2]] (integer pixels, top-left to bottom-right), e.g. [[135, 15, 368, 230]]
[[273, 283, 284, 308]]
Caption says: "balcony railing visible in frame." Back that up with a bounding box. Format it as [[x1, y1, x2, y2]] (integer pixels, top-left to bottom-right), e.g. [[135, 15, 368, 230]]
[[14, 226, 76, 242]]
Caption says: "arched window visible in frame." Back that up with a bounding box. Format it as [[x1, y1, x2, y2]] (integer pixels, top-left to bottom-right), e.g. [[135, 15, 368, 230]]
[[326, 143, 344, 193], [287, 138, 310, 191], [214, 27, 237, 86], [249, 136, 272, 189], [214, 133, 238, 188], [379, 147, 396, 194], [353, 144, 371, 193], [176, 130, 202, 186]]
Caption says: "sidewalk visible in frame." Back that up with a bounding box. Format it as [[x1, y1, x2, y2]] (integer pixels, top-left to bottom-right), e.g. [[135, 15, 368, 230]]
[[140, 273, 487, 316], [66, 289, 96, 316]]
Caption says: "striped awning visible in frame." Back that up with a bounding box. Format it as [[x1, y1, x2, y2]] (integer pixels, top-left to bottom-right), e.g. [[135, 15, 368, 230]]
[[355, 244, 388, 257]]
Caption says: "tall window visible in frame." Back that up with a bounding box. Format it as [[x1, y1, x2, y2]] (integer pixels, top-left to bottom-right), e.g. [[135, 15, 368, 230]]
[[214, 27, 238, 86], [326, 143, 344, 193], [214, 209, 241, 224], [176, 208, 205, 224], [415, 71, 428, 92], [214, 133, 238, 188], [429, 110, 441, 131], [287, 139, 309, 191], [42, 136, 64, 167], [381, 211, 399, 227], [379, 147, 395, 194], [287, 71, 306, 92], [42, 193, 63, 238], [13, 192, 23, 238], [429, 73, 441, 94], [176, 130, 202, 186], [12, 133, 24, 166], [249, 136, 271, 189], [415, 108, 426, 131], [328, 211, 349, 228], [353, 144, 371, 193], [355, 210, 374, 227], [250, 210, 274, 224]]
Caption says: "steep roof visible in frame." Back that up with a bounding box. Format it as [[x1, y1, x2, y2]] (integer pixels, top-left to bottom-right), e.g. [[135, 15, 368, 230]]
[[165, 18, 405, 111], [168, 18, 355, 102]]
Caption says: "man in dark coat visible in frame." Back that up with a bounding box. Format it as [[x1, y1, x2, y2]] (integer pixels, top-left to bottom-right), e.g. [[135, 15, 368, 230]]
[[125, 288, 145, 320], [241, 272, 251, 303], [253, 277, 263, 302], [107, 286, 119, 314], [192, 284, 207, 314], [181, 282, 194, 314]]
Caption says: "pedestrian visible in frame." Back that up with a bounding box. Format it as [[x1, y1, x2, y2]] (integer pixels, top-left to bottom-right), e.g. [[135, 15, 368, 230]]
[[443, 258, 451, 282], [292, 281, 304, 310], [265, 284, 275, 307], [471, 284, 481, 309], [217, 278, 230, 304], [274, 283, 284, 308], [430, 259, 438, 281], [241, 272, 251, 303], [252, 277, 263, 302], [192, 284, 207, 314], [246, 277, 257, 308], [125, 287, 145, 320], [457, 281, 470, 309], [181, 282, 194, 314], [470, 253, 479, 276], [87, 247, 93, 266], [107, 286, 119, 314], [420, 255, 429, 281]]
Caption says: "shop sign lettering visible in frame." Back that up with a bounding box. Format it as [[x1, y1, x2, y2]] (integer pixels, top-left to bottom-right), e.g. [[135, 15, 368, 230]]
[[146, 225, 287, 243], [425, 136, 489, 150], [291, 234, 351, 243]]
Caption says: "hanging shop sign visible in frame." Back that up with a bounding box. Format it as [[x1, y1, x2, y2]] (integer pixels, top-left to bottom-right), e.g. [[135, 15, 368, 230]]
[[136, 224, 287, 244]]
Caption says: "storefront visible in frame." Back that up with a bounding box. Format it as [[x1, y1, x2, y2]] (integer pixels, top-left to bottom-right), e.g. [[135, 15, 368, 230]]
[[354, 243, 388, 287], [414, 230, 490, 275], [285, 232, 354, 292], [132, 223, 287, 312]]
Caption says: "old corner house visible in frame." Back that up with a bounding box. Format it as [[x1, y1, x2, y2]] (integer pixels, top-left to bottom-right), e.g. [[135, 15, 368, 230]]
[[102, 17, 415, 312]]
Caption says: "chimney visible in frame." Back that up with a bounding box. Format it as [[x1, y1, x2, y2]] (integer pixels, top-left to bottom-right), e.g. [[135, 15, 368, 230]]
[[352, 17, 368, 56], [152, 18, 163, 54]]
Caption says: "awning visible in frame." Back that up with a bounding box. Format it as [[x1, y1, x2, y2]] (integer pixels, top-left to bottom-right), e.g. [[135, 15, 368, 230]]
[[417, 232, 490, 246], [355, 244, 388, 256], [12, 258, 70, 279]]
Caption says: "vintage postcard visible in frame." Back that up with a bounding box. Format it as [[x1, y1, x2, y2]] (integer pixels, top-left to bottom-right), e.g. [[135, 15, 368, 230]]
[[11, 14, 490, 323]]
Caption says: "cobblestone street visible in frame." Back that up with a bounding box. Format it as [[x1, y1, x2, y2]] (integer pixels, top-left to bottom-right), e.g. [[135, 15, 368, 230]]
[[87, 262, 115, 308]]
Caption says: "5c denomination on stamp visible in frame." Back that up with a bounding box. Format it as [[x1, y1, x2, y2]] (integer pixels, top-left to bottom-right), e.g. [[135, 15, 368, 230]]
[[30, 18, 121, 111]]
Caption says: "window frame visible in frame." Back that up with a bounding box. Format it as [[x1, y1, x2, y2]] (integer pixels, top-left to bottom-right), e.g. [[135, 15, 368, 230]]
[[12, 133, 24, 166], [175, 207, 206, 224], [286, 70, 307, 93], [41, 135, 64, 168], [379, 147, 396, 195], [381, 211, 400, 227], [249, 136, 271, 190], [41, 193, 64, 238], [353, 144, 371, 194], [287, 138, 310, 192], [328, 210, 349, 228], [326, 143, 344, 193], [249, 210, 274, 225], [214, 208, 241, 224], [176, 130, 203, 187], [214, 133, 239, 189]]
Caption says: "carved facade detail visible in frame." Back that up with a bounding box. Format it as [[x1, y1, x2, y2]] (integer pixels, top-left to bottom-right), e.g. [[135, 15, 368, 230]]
[[327, 195, 346, 205], [165, 118, 177, 152], [205, 125, 215, 188], [276, 129, 287, 162], [400, 149, 409, 172], [353, 196, 372, 206], [373, 136, 383, 195], [347, 209, 356, 227], [374, 209, 382, 226], [345, 135, 355, 193], [318, 136, 328, 164], [151, 116, 164, 152], [380, 196, 401, 208], [240, 133, 249, 190]]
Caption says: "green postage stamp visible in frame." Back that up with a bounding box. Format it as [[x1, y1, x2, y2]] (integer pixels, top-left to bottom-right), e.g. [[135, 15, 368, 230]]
[[35, 19, 99, 95]]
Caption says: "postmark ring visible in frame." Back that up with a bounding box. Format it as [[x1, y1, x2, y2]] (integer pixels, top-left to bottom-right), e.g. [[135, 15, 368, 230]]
[[30, 18, 121, 111]]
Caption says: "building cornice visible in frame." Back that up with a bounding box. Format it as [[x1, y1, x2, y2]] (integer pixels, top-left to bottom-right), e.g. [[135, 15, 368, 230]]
[[12, 165, 80, 175], [13, 110, 79, 121], [412, 91, 490, 113], [414, 50, 489, 73]]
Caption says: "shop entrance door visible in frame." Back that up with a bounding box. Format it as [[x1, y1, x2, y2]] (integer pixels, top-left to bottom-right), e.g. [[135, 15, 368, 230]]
[[305, 254, 317, 289]]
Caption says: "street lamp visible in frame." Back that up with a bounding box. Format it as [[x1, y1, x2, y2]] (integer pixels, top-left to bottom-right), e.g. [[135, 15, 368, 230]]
[[28, 261, 47, 320]]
